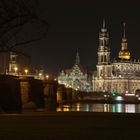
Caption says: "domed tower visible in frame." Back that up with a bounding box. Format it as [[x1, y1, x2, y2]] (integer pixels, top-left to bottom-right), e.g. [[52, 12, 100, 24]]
[[118, 23, 131, 60]]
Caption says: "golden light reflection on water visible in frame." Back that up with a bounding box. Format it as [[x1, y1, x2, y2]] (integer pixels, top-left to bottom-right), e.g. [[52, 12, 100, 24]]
[[76, 103, 80, 111], [57, 105, 71, 112], [63, 107, 70, 112], [56, 103, 140, 113], [56, 108, 62, 112]]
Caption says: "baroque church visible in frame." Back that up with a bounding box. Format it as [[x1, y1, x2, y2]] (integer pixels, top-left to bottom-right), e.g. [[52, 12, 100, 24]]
[[58, 52, 92, 92], [93, 21, 140, 94]]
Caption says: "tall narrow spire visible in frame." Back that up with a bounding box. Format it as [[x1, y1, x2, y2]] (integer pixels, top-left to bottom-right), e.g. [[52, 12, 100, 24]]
[[98, 20, 110, 64], [103, 19, 105, 28], [118, 22, 131, 60], [123, 22, 126, 39], [101, 19, 107, 33], [99, 19, 109, 47], [75, 50, 80, 64], [122, 22, 127, 43]]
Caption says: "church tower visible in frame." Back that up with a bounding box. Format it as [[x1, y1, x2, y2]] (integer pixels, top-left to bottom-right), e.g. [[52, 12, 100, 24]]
[[98, 20, 110, 65], [118, 23, 131, 60], [96, 20, 111, 78], [93, 20, 112, 92], [92, 20, 112, 92], [9, 52, 18, 74]]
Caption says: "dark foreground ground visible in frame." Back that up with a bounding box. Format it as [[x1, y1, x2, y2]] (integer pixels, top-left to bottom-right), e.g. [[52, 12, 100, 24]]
[[0, 111, 140, 140]]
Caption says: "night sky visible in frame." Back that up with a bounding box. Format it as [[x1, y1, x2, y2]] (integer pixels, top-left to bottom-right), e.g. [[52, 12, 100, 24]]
[[24, 1, 140, 76]]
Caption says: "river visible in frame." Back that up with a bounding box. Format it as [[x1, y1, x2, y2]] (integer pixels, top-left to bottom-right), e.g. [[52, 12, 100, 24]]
[[56, 103, 140, 113]]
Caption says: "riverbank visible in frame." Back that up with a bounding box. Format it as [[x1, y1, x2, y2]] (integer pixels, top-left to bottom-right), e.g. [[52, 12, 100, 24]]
[[0, 111, 140, 140]]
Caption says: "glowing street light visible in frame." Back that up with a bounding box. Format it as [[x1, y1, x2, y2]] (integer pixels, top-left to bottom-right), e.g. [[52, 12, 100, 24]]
[[39, 73, 42, 76], [46, 75, 49, 80], [38, 72, 43, 79], [14, 66, 18, 75], [24, 69, 29, 75]]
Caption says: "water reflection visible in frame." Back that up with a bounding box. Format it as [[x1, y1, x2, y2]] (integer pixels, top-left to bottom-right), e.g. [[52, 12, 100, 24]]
[[56, 103, 140, 113], [125, 104, 135, 113]]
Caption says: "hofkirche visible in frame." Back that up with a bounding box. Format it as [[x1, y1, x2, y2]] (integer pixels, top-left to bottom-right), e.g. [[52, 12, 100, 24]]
[[93, 20, 140, 94]]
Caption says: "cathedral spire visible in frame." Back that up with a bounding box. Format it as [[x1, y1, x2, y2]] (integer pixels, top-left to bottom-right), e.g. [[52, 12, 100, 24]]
[[98, 20, 110, 65], [118, 22, 131, 60], [122, 22, 127, 42], [75, 50, 80, 64], [103, 19, 105, 28], [123, 22, 126, 39], [101, 19, 107, 33]]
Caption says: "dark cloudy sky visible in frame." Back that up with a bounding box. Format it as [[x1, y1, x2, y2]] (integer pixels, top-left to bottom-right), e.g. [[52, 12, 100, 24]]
[[25, 1, 140, 75]]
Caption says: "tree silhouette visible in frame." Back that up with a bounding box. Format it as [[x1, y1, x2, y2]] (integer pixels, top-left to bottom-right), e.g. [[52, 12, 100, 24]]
[[0, 0, 48, 56]]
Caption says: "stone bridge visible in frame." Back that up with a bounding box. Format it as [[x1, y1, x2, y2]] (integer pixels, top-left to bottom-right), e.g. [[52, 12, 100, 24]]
[[0, 75, 74, 113]]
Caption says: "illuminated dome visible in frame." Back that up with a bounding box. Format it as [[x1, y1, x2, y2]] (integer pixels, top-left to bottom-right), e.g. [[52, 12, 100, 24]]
[[118, 50, 131, 60], [118, 23, 131, 60]]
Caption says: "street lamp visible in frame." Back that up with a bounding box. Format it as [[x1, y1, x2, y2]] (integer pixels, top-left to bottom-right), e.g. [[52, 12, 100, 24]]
[[39, 73, 42, 76], [46, 75, 49, 80], [14, 66, 18, 75], [38, 72, 43, 79], [24, 69, 29, 75]]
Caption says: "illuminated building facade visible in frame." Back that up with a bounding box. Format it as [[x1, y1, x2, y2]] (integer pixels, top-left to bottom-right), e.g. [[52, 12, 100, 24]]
[[0, 52, 18, 74], [58, 52, 92, 92], [0, 52, 33, 76], [93, 21, 140, 94], [9, 52, 18, 75]]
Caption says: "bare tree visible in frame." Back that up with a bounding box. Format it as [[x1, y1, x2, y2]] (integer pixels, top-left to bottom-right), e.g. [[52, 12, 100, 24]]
[[0, 0, 48, 73], [0, 0, 48, 54]]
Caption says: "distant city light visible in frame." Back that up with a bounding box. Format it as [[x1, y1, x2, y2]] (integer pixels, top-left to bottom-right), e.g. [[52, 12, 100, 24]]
[[115, 96, 123, 101], [46, 75, 49, 80], [125, 93, 135, 96], [111, 92, 119, 97], [14, 66, 18, 72], [14, 66, 18, 75], [24, 69, 29, 75], [39, 73, 42, 76]]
